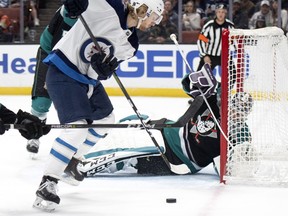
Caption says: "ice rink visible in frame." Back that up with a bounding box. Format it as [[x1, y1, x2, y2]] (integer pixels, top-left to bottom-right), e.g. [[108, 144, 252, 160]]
[[1, 95, 288, 216]]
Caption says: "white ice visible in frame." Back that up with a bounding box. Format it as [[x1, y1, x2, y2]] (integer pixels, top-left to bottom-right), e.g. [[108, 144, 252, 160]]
[[1, 95, 288, 216]]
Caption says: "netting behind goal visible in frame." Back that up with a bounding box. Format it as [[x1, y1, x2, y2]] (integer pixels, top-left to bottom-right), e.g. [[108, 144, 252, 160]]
[[220, 27, 288, 185]]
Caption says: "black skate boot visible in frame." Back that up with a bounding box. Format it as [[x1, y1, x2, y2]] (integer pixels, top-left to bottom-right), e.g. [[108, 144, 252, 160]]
[[61, 157, 84, 186], [26, 139, 40, 154], [26, 119, 47, 155], [33, 175, 60, 212]]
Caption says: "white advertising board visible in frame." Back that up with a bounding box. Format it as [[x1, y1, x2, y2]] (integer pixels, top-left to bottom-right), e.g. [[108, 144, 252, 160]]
[[0, 44, 222, 95]]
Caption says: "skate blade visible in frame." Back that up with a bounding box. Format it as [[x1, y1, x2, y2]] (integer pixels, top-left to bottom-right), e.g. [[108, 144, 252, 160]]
[[60, 173, 81, 186], [33, 196, 58, 212]]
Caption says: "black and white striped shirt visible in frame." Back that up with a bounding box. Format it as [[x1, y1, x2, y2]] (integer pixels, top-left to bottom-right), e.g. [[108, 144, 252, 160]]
[[197, 18, 234, 57]]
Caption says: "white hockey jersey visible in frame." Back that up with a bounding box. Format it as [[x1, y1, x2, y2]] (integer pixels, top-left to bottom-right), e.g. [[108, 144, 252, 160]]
[[44, 0, 139, 85]]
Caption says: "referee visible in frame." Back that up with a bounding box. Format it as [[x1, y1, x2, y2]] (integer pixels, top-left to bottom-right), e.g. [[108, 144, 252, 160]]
[[196, 3, 234, 71]]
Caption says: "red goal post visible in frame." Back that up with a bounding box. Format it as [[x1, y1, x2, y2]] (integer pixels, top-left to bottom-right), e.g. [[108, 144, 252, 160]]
[[220, 27, 288, 185]]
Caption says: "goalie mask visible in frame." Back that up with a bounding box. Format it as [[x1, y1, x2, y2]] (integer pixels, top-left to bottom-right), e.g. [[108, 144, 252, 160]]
[[231, 92, 254, 116], [128, 0, 164, 27]]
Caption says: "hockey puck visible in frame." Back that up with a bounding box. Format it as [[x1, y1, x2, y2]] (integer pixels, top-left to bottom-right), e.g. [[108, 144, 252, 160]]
[[166, 198, 177, 203]]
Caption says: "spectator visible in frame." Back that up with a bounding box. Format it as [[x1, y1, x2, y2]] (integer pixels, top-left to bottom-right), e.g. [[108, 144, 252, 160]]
[[147, 9, 178, 44], [172, 0, 178, 13], [10, 0, 40, 26], [0, 15, 14, 42], [249, 0, 273, 29], [241, 0, 256, 18], [164, 0, 178, 28], [136, 28, 151, 43], [271, 0, 288, 31], [194, 0, 206, 12], [30, 0, 39, 26], [233, 0, 249, 29], [182, 1, 201, 31], [255, 14, 266, 29]]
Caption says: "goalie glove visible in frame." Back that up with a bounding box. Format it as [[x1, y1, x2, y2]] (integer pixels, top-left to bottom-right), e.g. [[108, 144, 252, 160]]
[[16, 110, 51, 140], [62, 0, 89, 18], [182, 63, 217, 98], [91, 52, 119, 80]]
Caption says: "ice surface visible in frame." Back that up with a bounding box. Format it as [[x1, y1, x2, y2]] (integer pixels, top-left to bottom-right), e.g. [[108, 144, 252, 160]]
[[1, 96, 288, 216]]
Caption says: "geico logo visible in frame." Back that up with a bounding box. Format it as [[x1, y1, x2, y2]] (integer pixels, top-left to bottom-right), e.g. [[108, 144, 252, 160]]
[[117, 49, 222, 79], [117, 49, 201, 78]]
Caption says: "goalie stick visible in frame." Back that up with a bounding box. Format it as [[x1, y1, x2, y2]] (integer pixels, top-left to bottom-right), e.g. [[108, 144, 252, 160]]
[[5, 96, 203, 130]]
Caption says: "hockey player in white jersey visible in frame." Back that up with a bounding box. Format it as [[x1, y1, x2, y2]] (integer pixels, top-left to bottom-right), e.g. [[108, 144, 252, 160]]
[[33, 0, 165, 212], [26, 1, 88, 155]]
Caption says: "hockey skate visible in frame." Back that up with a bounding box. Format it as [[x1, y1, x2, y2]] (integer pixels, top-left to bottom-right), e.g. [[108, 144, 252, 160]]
[[26, 139, 40, 154], [33, 175, 60, 212], [61, 157, 84, 186]]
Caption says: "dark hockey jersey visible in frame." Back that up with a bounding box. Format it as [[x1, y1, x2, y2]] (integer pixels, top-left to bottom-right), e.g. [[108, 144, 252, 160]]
[[163, 95, 220, 173]]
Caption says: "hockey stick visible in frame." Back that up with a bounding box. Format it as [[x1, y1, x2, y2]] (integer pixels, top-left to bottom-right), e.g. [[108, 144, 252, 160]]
[[170, 34, 230, 143], [78, 15, 193, 174], [5, 96, 203, 130]]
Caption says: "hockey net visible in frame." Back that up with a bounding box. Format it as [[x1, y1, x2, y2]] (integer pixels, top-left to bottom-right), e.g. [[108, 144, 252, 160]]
[[220, 27, 288, 185]]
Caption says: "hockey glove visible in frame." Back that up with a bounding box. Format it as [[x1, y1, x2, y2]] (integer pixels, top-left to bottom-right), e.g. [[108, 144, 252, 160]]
[[16, 110, 51, 140], [62, 0, 88, 18], [91, 52, 119, 80], [182, 63, 217, 98], [0, 119, 6, 135]]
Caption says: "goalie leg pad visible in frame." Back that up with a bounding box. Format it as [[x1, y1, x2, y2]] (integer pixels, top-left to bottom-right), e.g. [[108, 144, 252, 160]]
[[80, 146, 164, 176]]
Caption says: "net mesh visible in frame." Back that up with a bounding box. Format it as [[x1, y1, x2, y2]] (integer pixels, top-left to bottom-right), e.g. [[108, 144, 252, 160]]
[[223, 27, 288, 185]]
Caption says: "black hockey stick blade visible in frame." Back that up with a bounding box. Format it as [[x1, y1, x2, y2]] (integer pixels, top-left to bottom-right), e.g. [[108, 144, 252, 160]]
[[5, 96, 203, 130], [171, 96, 203, 127]]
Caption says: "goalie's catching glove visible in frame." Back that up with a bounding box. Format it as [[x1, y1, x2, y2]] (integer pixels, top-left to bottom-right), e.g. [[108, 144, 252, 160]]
[[16, 110, 51, 140], [91, 52, 119, 80], [182, 63, 217, 98], [62, 0, 88, 18]]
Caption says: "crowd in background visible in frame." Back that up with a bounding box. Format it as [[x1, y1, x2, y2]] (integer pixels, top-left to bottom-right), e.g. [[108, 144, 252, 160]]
[[0, 0, 287, 43], [0, 0, 42, 42], [139, 0, 288, 44]]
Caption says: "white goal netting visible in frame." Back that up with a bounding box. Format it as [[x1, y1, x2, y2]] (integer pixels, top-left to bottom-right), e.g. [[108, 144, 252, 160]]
[[221, 27, 288, 185]]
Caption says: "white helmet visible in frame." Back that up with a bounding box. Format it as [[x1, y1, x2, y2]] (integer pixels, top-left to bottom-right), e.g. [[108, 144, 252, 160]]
[[129, 0, 164, 25]]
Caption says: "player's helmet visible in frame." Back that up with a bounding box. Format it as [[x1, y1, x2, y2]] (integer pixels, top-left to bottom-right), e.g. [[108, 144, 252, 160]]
[[128, 0, 164, 24], [231, 92, 254, 115]]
